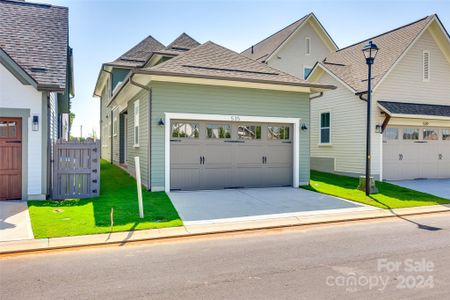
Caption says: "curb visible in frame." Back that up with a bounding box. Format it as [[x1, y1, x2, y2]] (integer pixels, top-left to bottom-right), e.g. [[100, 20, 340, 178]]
[[1, 204, 450, 256]]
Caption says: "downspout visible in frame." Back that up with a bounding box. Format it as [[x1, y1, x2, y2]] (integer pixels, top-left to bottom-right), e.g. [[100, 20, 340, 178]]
[[103, 69, 114, 164], [309, 92, 323, 100], [130, 74, 152, 191]]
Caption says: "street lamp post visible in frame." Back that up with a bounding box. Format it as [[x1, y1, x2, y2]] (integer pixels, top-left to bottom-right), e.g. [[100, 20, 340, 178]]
[[362, 41, 379, 196]]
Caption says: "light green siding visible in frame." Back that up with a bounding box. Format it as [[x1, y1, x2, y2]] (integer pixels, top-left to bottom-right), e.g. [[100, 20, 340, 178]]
[[150, 82, 311, 190], [126, 89, 150, 188]]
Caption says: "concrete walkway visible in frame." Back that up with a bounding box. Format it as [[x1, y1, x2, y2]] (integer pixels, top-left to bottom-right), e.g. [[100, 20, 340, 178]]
[[168, 187, 365, 224], [0, 201, 34, 242], [390, 179, 450, 199]]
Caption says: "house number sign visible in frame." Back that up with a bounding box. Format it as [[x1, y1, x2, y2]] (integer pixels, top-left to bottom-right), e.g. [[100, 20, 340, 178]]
[[231, 116, 241, 121]]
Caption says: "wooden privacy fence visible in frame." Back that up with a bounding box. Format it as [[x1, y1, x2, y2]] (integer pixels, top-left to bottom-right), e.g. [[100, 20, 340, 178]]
[[52, 139, 100, 199]]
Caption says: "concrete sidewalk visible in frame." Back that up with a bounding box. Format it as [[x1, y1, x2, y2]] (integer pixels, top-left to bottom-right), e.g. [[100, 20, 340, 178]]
[[0, 201, 34, 242], [1, 204, 450, 255]]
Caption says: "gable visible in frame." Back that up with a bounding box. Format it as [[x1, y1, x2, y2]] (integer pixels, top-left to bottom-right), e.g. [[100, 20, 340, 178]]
[[376, 28, 450, 105], [267, 21, 333, 79]]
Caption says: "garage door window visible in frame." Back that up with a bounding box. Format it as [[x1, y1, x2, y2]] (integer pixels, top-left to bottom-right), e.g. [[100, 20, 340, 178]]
[[402, 128, 419, 140], [207, 124, 231, 139], [268, 126, 290, 140], [423, 128, 439, 140], [238, 125, 261, 140], [443, 129, 450, 141], [383, 128, 398, 141], [172, 123, 199, 138]]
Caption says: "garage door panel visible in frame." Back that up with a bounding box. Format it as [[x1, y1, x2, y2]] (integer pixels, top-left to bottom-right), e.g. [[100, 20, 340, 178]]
[[171, 144, 201, 165], [171, 168, 201, 191], [263, 166, 292, 187], [202, 168, 233, 189], [233, 167, 264, 187], [234, 144, 264, 165]]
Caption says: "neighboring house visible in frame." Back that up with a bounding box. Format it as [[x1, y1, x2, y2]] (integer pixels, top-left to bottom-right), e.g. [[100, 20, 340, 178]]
[[0, 0, 74, 200], [241, 13, 338, 80], [94, 34, 335, 192], [307, 15, 450, 180]]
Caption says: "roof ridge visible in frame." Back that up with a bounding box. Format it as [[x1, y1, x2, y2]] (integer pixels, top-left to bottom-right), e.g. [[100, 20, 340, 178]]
[[336, 15, 434, 53], [241, 14, 310, 54], [0, 0, 67, 9]]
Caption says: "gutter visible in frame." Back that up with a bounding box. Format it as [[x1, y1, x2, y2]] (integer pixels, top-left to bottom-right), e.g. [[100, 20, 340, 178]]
[[130, 74, 152, 190], [133, 69, 337, 91]]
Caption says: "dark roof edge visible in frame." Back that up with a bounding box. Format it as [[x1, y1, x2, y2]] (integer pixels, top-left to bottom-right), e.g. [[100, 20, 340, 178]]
[[0, 47, 37, 88], [241, 13, 309, 54], [0, 0, 68, 10], [336, 15, 432, 53], [134, 68, 337, 90]]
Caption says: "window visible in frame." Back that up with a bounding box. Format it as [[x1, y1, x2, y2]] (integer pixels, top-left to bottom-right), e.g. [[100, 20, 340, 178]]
[[113, 112, 118, 137], [133, 100, 139, 146], [171, 123, 199, 138], [423, 128, 438, 140], [0, 120, 17, 138], [443, 129, 450, 141], [268, 126, 290, 140], [383, 128, 398, 141], [303, 67, 312, 79], [423, 50, 430, 81], [305, 37, 311, 55], [402, 128, 419, 140], [238, 125, 261, 140], [207, 124, 231, 139], [320, 112, 331, 144]]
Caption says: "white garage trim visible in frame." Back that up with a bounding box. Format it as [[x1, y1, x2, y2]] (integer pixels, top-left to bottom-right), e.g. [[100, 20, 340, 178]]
[[164, 112, 301, 192]]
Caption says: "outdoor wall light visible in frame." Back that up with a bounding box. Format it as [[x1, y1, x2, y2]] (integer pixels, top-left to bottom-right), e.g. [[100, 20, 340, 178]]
[[32, 115, 39, 131], [375, 124, 382, 134], [158, 118, 165, 126], [301, 123, 308, 131]]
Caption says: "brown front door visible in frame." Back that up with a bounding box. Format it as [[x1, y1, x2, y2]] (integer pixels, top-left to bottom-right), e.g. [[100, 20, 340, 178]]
[[0, 117, 22, 200]]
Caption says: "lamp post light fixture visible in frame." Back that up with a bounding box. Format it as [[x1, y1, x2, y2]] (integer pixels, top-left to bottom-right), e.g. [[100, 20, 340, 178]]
[[362, 40, 379, 196]]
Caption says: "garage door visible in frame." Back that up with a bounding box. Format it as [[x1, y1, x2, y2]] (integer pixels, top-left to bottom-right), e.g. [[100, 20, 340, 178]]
[[383, 126, 450, 180], [170, 120, 293, 190]]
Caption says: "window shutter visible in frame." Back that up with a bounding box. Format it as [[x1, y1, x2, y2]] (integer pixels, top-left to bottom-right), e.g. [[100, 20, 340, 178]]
[[423, 51, 430, 81]]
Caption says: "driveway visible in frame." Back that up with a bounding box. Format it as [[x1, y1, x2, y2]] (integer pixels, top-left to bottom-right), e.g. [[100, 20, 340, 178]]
[[168, 187, 367, 224], [0, 201, 34, 242], [389, 179, 450, 199]]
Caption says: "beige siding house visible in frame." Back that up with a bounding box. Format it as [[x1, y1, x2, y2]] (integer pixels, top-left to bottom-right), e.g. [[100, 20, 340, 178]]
[[242, 13, 338, 80], [94, 34, 335, 192], [308, 15, 450, 180]]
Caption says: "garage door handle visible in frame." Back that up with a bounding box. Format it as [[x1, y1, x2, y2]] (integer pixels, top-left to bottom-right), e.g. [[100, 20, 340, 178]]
[[399, 154, 403, 161], [203, 156, 206, 164], [200, 156, 203, 165], [439, 154, 443, 160]]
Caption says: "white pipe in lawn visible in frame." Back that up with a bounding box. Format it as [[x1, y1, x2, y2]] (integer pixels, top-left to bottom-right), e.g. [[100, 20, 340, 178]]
[[135, 156, 144, 218]]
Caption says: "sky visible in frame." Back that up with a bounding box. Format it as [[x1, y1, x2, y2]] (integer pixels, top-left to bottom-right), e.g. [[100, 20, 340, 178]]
[[45, 0, 450, 138]]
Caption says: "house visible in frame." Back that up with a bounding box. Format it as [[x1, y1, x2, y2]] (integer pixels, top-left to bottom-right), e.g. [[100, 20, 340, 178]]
[[0, 0, 74, 200], [241, 13, 338, 80], [307, 15, 450, 180], [94, 34, 335, 192]]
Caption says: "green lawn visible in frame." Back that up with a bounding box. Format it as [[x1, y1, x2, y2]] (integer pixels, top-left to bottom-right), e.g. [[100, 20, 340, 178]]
[[302, 170, 450, 209], [28, 160, 182, 238]]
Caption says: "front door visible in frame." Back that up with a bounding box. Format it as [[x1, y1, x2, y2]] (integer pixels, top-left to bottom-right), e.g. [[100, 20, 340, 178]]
[[0, 117, 22, 200]]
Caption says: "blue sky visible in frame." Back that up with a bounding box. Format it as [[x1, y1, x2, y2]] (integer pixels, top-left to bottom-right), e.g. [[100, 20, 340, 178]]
[[47, 0, 450, 137]]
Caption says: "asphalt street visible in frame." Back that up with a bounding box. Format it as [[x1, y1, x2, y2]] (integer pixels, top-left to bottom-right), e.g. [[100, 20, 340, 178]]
[[1, 212, 450, 299]]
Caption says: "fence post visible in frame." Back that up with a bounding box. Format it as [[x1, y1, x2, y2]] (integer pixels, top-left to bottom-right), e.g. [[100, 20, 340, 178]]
[[134, 156, 144, 218]]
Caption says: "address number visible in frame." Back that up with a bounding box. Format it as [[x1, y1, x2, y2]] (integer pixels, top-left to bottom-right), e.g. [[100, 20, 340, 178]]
[[231, 116, 241, 121]]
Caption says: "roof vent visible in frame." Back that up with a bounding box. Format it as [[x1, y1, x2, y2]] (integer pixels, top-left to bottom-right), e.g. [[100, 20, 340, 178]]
[[30, 67, 47, 73]]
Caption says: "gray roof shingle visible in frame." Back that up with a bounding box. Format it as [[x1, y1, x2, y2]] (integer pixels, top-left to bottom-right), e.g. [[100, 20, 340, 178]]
[[379, 101, 450, 117], [241, 14, 309, 62], [320, 15, 435, 93], [108, 35, 165, 68], [166, 33, 200, 51], [138, 41, 334, 89], [0, 0, 69, 90]]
